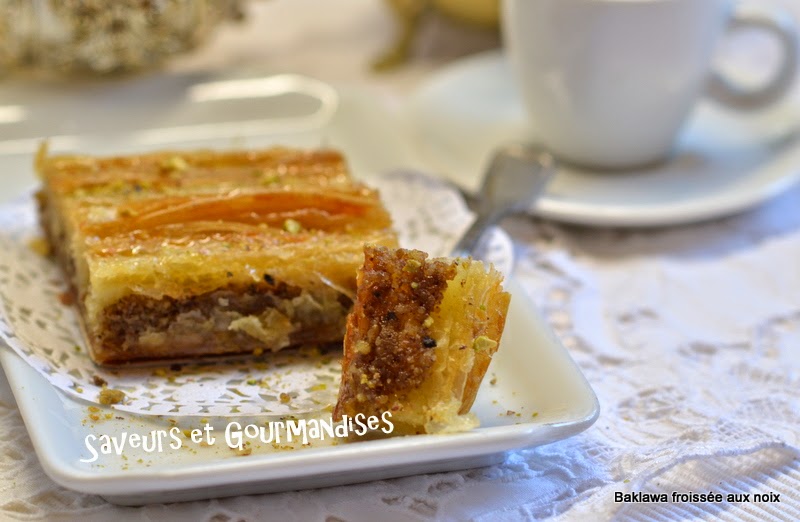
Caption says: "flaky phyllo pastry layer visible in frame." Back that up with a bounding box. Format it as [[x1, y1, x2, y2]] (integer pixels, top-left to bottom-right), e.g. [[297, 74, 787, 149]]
[[36, 146, 397, 364], [334, 246, 510, 434]]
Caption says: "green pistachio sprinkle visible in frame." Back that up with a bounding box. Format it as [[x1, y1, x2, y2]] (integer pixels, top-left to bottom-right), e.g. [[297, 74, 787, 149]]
[[283, 219, 302, 234], [472, 335, 498, 353]]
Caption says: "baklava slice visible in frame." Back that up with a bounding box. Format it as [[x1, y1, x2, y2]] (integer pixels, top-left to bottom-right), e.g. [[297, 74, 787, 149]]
[[36, 146, 397, 365], [333, 246, 510, 435]]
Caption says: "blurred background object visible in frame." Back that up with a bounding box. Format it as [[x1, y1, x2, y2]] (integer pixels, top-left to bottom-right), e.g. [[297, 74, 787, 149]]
[[374, 0, 499, 70], [434, 0, 499, 27], [0, 0, 244, 75]]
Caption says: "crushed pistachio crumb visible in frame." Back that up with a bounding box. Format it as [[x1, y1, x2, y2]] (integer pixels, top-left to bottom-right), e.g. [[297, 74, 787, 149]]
[[423, 316, 434, 328], [403, 259, 422, 272], [472, 335, 498, 352], [260, 173, 280, 185], [279, 393, 291, 403], [283, 218, 302, 233], [410, 282, 419, 289], [354, 340, 371, 355], [161, 155, 188, 172], [97, 388, 126, 405]]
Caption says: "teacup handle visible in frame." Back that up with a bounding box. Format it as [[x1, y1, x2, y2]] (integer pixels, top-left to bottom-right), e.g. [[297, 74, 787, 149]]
[[709, 2, 799, 110]]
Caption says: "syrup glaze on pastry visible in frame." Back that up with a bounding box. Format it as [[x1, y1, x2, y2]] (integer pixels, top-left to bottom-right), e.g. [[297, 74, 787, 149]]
[[36, 146, 397, 365]]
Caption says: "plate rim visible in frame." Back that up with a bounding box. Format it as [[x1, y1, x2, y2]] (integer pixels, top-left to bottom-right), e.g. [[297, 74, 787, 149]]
[[1, 279, 599, 497]]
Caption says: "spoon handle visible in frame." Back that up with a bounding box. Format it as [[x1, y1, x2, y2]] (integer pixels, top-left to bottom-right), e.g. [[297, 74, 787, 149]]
[[450, 209, 507, 259], [450, 145, 556, 260]]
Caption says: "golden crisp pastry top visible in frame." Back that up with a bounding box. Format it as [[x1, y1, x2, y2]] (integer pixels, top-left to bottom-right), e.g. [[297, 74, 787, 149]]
[[37, 146, 397, 313]]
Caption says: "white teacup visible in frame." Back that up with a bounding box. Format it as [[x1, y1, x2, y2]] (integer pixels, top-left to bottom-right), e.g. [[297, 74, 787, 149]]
[[501, 0, 799, 170]]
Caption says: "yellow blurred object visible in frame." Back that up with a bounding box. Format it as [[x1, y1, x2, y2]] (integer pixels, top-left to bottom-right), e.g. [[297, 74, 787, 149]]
[[433, 0, 499, 28], [374, 0, 500, 70]]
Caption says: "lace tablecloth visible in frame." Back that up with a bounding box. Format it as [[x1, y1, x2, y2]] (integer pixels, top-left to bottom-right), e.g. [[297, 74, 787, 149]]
[[2, 1, 800, 520]]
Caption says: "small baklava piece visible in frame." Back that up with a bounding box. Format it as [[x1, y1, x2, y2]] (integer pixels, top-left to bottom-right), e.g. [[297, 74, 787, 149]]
[[334, 246, 510, 435], [36, 146, 397, 365]]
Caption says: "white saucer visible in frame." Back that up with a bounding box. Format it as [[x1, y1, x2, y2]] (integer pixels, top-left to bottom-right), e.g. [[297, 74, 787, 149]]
[[408, 51, 800, 227]]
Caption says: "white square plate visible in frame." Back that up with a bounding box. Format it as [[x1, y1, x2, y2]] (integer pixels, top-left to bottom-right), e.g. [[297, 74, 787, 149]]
[[0, 71, 598, 505]]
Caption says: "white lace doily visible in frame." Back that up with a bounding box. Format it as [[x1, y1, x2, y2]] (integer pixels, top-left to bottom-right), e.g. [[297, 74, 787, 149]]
[[0, 171, 511, 417], [3, 0, 800, 518]]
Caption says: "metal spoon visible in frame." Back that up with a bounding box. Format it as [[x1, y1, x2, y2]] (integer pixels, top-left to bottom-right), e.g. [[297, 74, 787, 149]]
[[451, 144, 556, 259]]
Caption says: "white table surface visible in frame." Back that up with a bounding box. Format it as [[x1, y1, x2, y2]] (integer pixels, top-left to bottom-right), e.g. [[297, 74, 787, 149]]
[[2, 1, 800, 520]]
